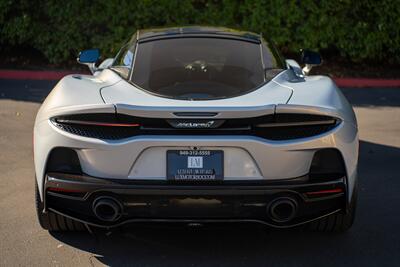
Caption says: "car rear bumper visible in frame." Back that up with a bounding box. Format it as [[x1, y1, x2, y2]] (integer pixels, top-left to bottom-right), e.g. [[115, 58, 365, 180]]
[[43, 172, 347, 228]]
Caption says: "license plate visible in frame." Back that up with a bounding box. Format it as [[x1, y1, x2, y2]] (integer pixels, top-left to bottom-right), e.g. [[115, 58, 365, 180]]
[[167, 150, 223, 181]]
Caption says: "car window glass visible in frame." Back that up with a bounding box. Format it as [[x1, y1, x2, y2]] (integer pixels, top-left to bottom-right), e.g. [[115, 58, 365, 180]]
[[131, 38, 274, 100], [111, 43, 136, 79]]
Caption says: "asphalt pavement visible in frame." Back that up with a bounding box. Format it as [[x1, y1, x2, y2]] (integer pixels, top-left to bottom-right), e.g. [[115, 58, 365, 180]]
[[0, 79, 399, 266]]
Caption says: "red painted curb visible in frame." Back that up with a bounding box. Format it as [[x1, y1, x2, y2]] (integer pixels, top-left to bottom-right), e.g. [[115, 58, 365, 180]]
[[0, 70, 85, 80], [334, 78, 400, 88], [0, 69, 399, 87]]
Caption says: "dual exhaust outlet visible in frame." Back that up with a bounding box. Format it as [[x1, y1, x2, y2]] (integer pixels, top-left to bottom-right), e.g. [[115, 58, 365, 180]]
[[92, 196, 298, 224], [92, 197, 122, 222], [267, 197, 298, 223]]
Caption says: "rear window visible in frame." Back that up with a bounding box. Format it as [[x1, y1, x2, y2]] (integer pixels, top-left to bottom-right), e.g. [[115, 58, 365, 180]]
[[131, 38, 279, 100]]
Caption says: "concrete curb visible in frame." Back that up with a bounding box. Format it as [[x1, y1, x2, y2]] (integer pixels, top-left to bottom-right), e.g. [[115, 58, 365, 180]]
[[1, 69, 399, 88]]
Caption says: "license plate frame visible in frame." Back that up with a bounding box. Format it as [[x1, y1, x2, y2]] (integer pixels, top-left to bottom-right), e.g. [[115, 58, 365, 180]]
[[166, 150, 224, 181]]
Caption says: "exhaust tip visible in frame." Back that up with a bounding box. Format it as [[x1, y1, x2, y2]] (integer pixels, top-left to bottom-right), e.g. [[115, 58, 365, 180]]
[[268, 197, 298, 223], [92, 197, 122, 222]]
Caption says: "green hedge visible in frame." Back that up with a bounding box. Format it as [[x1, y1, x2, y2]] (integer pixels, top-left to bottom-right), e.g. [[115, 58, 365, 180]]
[[1, 0, 399, 64]]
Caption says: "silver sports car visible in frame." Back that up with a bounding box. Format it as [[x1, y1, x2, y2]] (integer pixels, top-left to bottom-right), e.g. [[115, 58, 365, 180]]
[[34, 26, 358, 232]]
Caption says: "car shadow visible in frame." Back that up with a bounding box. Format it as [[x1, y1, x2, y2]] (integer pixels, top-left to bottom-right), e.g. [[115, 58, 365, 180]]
[[341, 87, 400, 107], [49, 140, 400, 266], [0, 79, 56, 103]]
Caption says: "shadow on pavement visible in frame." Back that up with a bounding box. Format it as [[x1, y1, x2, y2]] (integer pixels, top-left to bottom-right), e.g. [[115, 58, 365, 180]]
[[50, 140, 400, 267], [0, 79, 56, 103], [341, 88, 400, 107]]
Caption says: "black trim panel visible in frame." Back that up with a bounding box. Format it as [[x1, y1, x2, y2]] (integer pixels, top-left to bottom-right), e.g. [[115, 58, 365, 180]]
[[44, 172, 347, 228]]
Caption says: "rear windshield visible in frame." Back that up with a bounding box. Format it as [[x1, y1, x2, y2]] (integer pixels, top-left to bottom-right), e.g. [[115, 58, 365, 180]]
[[131, 37, 278, 100]]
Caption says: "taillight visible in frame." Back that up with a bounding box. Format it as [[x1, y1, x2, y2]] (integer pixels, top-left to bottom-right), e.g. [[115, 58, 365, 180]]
[[51, 113, 143, 140], [255, 113, 338, 128], [55, 118, 140, 127]]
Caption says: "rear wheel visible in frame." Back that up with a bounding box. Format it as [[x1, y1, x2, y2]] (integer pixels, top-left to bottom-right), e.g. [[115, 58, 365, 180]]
[[305, 183, 358, 232], [35, 182, 85, 231]]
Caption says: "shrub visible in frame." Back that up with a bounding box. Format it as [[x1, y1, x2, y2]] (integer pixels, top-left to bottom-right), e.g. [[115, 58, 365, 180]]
[[0, 0, 399, 64]]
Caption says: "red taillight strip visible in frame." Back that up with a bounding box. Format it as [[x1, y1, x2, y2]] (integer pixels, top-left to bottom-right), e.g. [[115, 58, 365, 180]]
[[305, 188, 343, 196], [256, 120, 337, 128], [56, 119, 140, 127], [47, 187, 84, 193]]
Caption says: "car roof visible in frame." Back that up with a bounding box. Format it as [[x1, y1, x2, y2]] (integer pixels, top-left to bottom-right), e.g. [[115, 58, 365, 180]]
[[136, 26, 261, 43]]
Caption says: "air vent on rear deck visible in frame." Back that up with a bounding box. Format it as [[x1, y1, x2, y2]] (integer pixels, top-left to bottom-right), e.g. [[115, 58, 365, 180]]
[[51, 113, 340, 140]]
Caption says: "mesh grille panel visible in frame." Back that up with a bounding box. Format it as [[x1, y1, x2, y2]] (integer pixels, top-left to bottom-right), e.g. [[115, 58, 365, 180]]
[[53, 122, 140, 140]]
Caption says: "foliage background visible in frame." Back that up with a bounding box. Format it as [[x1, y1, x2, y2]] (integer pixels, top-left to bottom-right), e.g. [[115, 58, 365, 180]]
[[0, 0, 399, 65]]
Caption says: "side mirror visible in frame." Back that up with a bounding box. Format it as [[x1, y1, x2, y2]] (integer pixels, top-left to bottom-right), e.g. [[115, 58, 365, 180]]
[[98, 58, 114, 69], [300, 50, 322, 75], [77, 49, 100, 73], [286, 59, 305, 80]]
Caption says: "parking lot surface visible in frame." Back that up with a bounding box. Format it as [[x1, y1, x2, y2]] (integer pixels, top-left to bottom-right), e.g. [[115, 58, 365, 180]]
[[0, 79, 399, 266]]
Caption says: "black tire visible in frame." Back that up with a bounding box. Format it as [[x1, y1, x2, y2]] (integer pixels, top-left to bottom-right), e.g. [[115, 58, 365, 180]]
[[35, 183, 85, 232], [305, 183, 358, 232]]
